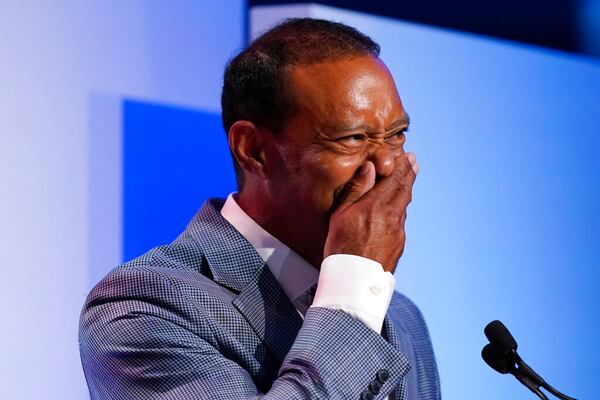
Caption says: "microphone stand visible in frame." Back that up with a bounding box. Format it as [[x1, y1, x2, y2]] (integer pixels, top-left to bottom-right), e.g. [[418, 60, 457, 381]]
[[481, 320, 578, 400], [513, 356, 576, 400]]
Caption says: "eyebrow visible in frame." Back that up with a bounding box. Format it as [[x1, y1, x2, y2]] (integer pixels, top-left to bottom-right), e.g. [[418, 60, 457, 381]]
[[330, 113, 411, 134], [385, 114, 411, 133]]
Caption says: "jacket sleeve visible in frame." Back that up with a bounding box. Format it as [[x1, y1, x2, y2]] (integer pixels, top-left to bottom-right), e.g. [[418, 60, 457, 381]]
[[79, 266, 412, 399]]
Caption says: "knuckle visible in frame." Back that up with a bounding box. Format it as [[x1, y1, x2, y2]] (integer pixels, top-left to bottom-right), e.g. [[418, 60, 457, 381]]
[[391, 167, 405, 184]]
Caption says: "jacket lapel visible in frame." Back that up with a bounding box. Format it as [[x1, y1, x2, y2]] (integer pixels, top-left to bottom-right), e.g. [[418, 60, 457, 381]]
[[181, 198, 265, 292], [232, 267, 303, 364], [182, 199, 303, 367]]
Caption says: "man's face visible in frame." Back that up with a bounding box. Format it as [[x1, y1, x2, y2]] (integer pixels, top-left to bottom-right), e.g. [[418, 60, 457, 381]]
[[264, 56, 409, 253]]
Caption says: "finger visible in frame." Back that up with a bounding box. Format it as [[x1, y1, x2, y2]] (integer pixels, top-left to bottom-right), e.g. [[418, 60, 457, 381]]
[[388, 169, 415, 210], [386, 154, 417, 208], [400, 210, 407, 227], [370, 153, 415, 199], [406, 152, 419, 176], [390, 153, 416, 183], [334, 161, 376, 213], [412, 162, 420, 176]]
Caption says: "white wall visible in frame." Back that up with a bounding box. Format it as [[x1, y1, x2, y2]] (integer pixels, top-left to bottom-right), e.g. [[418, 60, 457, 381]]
[[0, 1, 244, 398]]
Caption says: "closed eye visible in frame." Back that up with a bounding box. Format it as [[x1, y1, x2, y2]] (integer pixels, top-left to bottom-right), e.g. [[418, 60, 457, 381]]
[[336, 133, 367, 143], [385, 128, 408, 142]]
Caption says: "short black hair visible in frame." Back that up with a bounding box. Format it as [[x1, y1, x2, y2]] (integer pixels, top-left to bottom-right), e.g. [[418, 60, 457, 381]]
[[221, 18, 380, 188]]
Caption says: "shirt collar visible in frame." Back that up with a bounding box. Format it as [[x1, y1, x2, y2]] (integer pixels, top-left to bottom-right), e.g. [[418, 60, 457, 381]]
[[220, 193, 319, 303]]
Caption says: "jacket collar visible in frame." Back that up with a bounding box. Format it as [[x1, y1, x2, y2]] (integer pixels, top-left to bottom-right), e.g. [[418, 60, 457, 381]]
[[181, 198, 267, 292], [181, 199, 303, 365]]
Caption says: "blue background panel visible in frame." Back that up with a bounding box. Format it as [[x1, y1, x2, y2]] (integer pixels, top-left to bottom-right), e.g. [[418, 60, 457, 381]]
[[123, 100, 237, 261]]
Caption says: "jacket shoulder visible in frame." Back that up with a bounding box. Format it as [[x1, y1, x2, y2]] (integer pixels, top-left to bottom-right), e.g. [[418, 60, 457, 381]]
[[89, 236, 215, 296], [80, 238, 230, 340]]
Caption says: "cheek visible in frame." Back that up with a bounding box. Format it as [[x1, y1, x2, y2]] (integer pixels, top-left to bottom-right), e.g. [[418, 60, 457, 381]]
[[305, 154, 364, 205], [325, 157, 362, 183]]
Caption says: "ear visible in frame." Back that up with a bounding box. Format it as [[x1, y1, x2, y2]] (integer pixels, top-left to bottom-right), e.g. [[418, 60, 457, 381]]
[[228, 120, 268, 179]]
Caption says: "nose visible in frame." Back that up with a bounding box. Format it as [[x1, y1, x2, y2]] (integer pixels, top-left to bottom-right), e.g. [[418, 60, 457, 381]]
[[367, 144, 396, 178]]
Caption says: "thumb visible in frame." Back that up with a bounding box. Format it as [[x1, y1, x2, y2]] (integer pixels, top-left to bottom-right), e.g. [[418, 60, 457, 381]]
[[335, 161, 376, 212]]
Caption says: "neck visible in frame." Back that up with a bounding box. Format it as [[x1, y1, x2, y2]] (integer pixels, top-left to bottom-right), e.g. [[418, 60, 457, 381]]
[[237, 188, 326, 269]]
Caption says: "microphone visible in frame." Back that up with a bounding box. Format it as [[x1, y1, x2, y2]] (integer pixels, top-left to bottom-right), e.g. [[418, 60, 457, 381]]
[[481, 320, 577, 400], [484, 320, 517, 354], [482, 342, 548, 400]]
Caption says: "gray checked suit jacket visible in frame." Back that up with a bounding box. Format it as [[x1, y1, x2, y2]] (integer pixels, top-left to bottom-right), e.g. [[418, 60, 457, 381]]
[[79, 199, 440, 399]]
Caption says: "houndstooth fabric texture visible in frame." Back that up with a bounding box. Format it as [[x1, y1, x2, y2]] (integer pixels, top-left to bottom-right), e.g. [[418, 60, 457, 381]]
[[79, 199, 440, 399]]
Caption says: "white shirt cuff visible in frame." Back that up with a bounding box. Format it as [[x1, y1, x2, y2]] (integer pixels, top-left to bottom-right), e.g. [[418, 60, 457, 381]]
[[311, 254, 396, 333]]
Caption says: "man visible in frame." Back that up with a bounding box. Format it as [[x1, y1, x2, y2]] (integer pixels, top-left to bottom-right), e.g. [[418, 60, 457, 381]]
[[80, 18, 440, 399]]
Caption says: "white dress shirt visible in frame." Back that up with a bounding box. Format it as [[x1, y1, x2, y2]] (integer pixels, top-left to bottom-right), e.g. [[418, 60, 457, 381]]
[[220, 193, 396, 333]]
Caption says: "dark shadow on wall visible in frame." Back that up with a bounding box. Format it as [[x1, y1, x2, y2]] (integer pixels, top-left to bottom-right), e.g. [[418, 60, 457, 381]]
[[250, 0, 582, 55]]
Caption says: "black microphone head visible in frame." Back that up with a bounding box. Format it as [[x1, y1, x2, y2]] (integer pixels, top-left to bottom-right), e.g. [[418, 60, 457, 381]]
[[484, 320, 518, 353], [481, 343, 511, 374]]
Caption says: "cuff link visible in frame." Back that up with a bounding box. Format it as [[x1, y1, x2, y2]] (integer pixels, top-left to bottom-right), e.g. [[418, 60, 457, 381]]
[[369, 285, 382, 295]]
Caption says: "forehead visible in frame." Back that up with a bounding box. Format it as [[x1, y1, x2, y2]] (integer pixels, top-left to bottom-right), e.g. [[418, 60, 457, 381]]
[[286, 56, 404, 130]]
